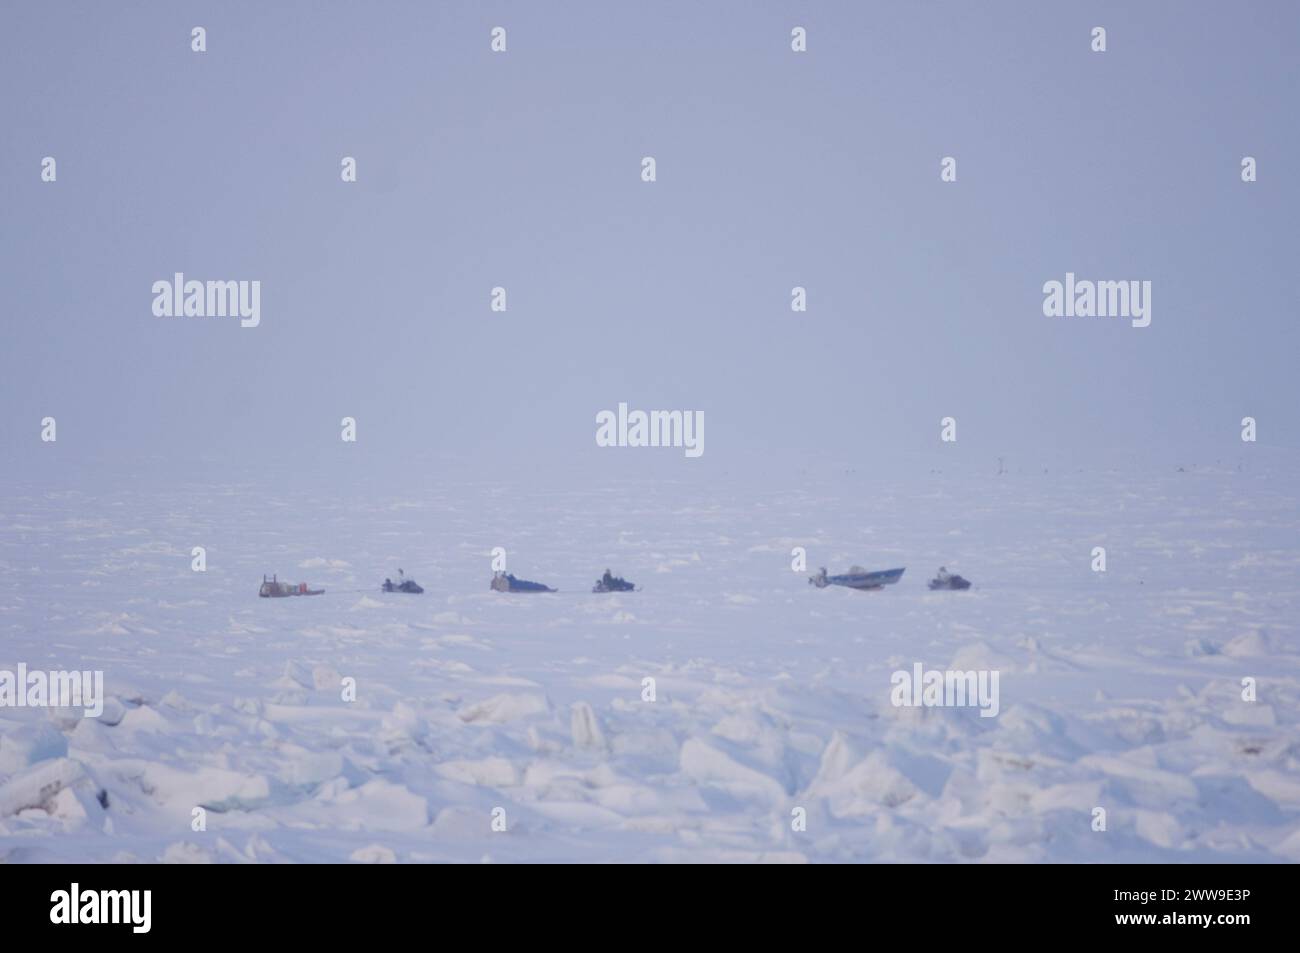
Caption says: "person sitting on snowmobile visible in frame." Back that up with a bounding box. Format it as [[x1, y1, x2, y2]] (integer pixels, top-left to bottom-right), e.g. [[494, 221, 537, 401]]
[[594, 569, 636, 592], [928, 566, 971, 590]]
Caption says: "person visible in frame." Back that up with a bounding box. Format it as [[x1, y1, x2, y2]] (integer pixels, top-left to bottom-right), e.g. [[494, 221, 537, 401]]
[[937, 566, 951, 583], [603, 569, 614, 588]]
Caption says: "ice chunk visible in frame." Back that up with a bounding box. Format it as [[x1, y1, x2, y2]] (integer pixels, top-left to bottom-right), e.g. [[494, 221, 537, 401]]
[[350, 844, 397, 863], [680, 739, 786, 807], [0, 722, 68, 774], [457, 693, 549, 725], [0, 758, 85, 817], [570, 702, 607, 752]]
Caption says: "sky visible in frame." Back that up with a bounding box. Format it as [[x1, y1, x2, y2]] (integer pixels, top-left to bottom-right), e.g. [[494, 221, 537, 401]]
[[2, 0, 1297, 482]]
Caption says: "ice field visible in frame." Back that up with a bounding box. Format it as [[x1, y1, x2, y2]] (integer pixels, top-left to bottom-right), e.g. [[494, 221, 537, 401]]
[[1, 454, 1298, 863]]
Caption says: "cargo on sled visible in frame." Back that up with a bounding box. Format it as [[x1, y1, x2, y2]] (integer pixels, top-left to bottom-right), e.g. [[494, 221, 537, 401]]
[[491, 571, 556, 593], [259, 574, 324, 597]]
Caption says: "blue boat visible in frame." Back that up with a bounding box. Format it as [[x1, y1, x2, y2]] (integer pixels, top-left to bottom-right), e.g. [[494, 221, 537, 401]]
[[809, 566, 905, 591], [491, 571, 556, 593]]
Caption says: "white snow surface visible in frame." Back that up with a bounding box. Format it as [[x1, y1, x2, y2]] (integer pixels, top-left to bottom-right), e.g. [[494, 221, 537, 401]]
[[1, 460, 1298, 862]]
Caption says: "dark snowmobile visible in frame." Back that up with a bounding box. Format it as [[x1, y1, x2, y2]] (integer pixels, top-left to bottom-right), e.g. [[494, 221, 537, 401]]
[[592, 569, 637, 593], [491, 571, 556, 593], [259, 574, 324, 597], [928, 567, 972, 590], [382, 569, 424, 594], [809, 566, 905, 591]]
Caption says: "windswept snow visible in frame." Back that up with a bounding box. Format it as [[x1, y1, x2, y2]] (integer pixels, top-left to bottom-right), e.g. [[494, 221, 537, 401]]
[[1, 460, 1298, 862]]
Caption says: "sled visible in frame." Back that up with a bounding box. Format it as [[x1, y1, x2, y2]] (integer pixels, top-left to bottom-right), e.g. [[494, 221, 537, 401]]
[[259, 575, 325, 597]]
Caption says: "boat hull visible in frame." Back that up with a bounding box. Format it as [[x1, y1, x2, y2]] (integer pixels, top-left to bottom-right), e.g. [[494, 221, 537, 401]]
[[814, 567, 906, 590], [491, 574, 556, 593]]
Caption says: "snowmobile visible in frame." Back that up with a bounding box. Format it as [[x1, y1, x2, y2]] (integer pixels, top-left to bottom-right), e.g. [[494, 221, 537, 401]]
[[809, 566, 905, 591], [490, 571, 556, 593], [259, 574, 324, 597], [592, 569, 637, 593], [928, 567, 971, 590], [381, 569, 424, 594]]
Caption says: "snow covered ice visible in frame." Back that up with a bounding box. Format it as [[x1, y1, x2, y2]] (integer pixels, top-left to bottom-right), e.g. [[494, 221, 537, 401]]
[[1, 455, 1298, 863]]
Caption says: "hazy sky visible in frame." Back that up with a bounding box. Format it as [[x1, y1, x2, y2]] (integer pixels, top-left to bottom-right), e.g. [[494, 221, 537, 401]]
[[3, 1, 1297, 480]]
